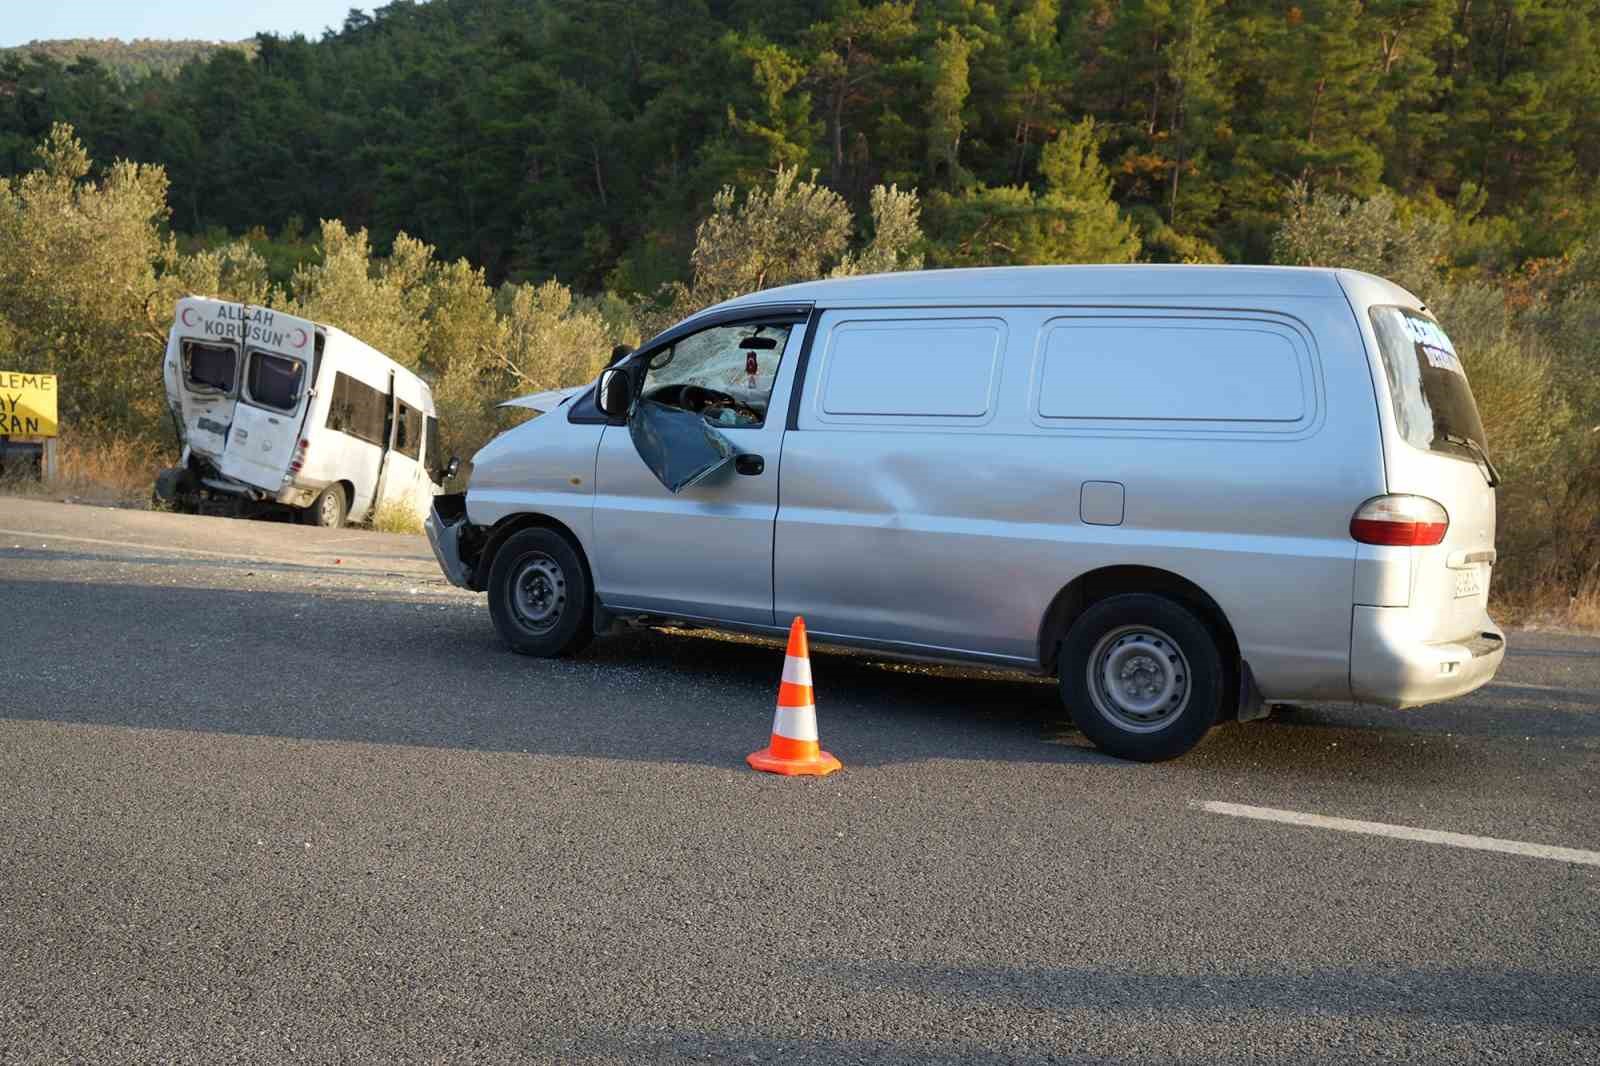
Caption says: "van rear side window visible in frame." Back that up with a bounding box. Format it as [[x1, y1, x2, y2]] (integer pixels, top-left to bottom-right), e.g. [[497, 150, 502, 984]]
[[246, 351, 305, 412], [1369, 307, 1490, 461], [326, 372, 389, 446], [184, 341, 236, 393], [1036, 320, 1305, 422]]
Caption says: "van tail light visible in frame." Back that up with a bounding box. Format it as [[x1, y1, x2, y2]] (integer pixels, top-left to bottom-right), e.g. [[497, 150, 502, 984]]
[[1350, 494, 1449, 546], [288, 437, 310, 474]]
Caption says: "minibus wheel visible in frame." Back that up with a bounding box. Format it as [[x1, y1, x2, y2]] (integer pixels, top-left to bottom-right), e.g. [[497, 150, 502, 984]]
[[1058, 593, 1224, 762], [302, 485, 347, 527], [487, 528, 593, 657]]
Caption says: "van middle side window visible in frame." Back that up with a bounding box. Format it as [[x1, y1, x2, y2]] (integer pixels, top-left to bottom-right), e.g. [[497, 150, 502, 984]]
[[325, 372, 388, 446]]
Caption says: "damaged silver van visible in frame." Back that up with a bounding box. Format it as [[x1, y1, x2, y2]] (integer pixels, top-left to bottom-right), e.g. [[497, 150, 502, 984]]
[[427, 266, 1504, 761]]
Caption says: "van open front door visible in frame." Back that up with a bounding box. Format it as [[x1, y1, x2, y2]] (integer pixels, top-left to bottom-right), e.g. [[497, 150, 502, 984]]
[[219, 306, 319, 493]]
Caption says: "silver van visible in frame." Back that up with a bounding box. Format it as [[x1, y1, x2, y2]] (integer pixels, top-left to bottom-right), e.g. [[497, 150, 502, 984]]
[[427, 266, 1504, 761]]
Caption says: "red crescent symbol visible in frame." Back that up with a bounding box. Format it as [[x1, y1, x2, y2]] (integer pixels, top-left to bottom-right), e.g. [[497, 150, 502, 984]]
[[180, 308, 197, 327], [291, 328, 308, 349]]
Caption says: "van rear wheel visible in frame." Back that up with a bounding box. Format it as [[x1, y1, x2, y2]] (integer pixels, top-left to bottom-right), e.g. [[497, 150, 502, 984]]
[[1059, 593, 1225, 762], [487, 528, 593, 657], [301, 485, 347, 527]]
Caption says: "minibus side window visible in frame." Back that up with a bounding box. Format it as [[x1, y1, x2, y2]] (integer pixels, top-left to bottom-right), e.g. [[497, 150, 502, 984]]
[[325, 372, 389, 446], [424, 415, 445, 482], [394, 402, 423, 460]]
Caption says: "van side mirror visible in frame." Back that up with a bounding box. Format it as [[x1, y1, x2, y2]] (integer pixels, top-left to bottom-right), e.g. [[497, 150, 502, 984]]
[[598, 367, 633, 419], [444, 456, 460, 481]]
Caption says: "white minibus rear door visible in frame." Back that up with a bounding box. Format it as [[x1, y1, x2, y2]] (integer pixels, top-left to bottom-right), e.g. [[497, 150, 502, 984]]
[[219, 306, 318, 492]]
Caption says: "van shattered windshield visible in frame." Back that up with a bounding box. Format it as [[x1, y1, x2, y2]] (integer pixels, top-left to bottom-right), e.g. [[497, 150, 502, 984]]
[[1369, 307, 1492, 469]]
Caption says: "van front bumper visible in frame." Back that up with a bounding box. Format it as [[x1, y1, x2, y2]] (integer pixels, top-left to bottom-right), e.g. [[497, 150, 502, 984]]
[[1350, 606, 1506, 708], [425, 493, 475, 590]]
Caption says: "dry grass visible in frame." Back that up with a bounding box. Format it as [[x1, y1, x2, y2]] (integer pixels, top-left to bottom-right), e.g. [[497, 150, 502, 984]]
[[369, 496, 424, 535], [1565, 576, 1600, 631], [0, 430, 165, 508], [1488, 573, 1600, 634]]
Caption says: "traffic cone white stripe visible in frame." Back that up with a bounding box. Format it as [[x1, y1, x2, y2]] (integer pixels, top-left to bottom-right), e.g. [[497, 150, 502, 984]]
[[773, 704, 819, 742], [781, 653, 813, 687]]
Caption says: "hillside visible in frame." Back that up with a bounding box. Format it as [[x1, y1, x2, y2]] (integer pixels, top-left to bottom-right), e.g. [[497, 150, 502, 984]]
[[0, 0, 1597, 292], [0, 38, 253, 85]]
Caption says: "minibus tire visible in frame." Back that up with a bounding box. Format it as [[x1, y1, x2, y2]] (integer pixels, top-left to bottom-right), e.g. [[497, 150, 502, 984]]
[[487, 528, 593, 657], [302, 485, 347, 527], [1059, 593, 1224, 762]]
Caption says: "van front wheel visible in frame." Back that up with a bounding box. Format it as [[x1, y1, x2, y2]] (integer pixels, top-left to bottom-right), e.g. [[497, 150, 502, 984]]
[[487, 528, 593, 657], [1059, 593, 1225, 762]]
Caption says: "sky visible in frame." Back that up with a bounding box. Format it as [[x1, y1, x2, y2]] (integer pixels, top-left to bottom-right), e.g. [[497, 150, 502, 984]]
[[1, 1, 375, 47]]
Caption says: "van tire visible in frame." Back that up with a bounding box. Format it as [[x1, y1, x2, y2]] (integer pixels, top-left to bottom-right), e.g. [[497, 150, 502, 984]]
[[487, 528, 593, 657], [1059, 593, 1225, 762], [302, 485, 347, 528]]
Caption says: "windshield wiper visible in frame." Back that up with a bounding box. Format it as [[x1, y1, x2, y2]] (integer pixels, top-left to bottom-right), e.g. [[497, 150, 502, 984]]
[[1441, 432, 1501, 487]]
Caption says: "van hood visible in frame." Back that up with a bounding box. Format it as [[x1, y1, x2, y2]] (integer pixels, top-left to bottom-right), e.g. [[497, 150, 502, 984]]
[[497, 385, 586, 415]]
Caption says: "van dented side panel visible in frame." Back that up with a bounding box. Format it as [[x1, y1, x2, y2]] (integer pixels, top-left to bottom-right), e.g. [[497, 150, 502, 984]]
[[774, 298, 1386, 698]]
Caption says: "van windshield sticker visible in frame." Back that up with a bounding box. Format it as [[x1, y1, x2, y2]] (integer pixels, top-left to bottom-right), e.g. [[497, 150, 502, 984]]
[[1401, 316, 1463, 375]]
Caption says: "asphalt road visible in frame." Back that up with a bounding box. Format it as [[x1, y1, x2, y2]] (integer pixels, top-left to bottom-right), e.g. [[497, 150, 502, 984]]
[[1, 496, 1596, 1064]]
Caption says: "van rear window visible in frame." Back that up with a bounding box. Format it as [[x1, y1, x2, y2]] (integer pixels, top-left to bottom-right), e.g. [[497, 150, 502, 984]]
[[1369, 307, 1489, 461], [183, 341, 236, 393], [246, 351, 305, 412]]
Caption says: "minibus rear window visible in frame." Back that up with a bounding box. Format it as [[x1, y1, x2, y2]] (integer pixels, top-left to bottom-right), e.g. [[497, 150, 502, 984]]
[[1369, 306, 1490, 461], [246, 351, 305, 412], [184, 341, 236, 393]]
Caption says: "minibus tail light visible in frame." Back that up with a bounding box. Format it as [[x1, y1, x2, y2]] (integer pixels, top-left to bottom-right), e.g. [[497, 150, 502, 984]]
[[1350, 494, 1449, 546]]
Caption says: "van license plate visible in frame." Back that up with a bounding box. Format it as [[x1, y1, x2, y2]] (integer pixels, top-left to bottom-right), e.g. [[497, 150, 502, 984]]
[[1454, 568, 1484, 599]]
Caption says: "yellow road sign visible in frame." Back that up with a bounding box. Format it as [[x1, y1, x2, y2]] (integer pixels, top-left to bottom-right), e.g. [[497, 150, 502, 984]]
[[0, 371, 58, 437]]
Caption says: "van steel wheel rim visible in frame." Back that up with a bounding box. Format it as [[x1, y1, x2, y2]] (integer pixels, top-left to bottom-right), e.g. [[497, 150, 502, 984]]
[[320, 491, 340, 524], [511, 554, 566, 633], [1086, 625, 1191, 733]]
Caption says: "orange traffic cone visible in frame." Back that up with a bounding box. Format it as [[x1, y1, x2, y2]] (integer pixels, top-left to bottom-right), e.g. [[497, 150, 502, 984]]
[[747, 617, 842, 776]]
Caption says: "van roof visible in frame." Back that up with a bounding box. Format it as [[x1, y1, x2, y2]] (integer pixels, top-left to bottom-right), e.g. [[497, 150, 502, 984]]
[[702, 264, 1377, 316]]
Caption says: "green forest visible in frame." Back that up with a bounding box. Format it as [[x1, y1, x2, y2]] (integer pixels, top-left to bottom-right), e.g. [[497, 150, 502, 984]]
[[1, 0, 1598, 611], [5, 0, 1599, 286]]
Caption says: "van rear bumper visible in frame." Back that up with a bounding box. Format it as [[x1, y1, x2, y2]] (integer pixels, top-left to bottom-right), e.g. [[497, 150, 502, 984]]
[[1350, 606, 1505, 708]]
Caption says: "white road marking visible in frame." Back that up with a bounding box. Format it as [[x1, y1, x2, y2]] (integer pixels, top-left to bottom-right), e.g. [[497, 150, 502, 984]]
[[1195, 801, 1600, 867], [0, 526, 427, 573], [0, 526, 323, 567]]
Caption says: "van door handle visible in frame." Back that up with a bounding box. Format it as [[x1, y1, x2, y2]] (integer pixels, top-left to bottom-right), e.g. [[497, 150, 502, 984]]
[[735, 454, 765, 476]]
